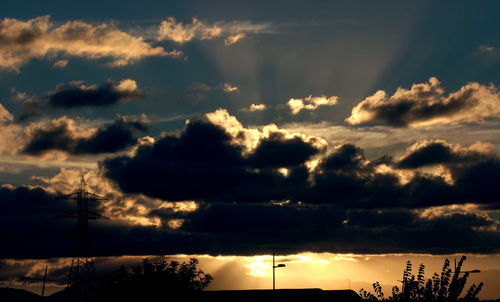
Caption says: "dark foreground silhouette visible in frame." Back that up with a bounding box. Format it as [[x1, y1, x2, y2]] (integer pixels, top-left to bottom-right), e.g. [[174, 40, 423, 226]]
[[201, 289, 361, 301], [4, 256, 496, 302], [0, 287, 362, 302], [0, 287, 44, 302], [360, 256, 484, 302]]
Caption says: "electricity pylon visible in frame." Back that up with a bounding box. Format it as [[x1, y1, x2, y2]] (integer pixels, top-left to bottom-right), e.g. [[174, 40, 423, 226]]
[[56, 175, 107, 302]]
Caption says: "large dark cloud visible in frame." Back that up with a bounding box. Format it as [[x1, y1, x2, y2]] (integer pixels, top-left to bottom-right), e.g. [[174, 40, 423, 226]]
[[453, 159, 500, 207], [248, 132, 322, 168], [301, 145, 466, 209], [5, 116, 500, 259], [102, 116, 500, 210], [395, 140, 500, 208], [0, 185, 75, 258], [103, 117, 321, 202], [72, 204, 500, 256], [3, 191, 500, 258], [3, 137, 500, 258], [172, 205, 431, 256], [22, 116, 149, 155], [104, 119, 247, 201]]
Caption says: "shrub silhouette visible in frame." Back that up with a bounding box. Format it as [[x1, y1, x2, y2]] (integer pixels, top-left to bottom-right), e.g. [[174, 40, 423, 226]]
[[96, 257, 213, 301], [359, 256, 483, 301]]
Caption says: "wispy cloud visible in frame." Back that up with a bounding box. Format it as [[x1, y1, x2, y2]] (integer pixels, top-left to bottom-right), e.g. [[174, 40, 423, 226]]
[[224, 33, 246, 46], [157, 17, 221, 43], [0, 104, 21, 155], [157, 17, 271, 46], [477, 45, 495, 53], [241, 104, 266, 112], [287, 95, 338, 114], [52, 59, 68, 68], [223, 83, 239, 93], [0, 15, 180, 72]]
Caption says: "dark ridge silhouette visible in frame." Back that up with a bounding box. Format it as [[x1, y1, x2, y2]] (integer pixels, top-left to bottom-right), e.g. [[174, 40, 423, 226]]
[[199, 289, 361, 302], [44, 286, 77, 302], [0, 287, 43, 302], [0, 287, 361, 302]]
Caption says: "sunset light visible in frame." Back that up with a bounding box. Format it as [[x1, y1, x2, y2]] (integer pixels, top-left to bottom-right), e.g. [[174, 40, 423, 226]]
[[1, 1, 500, 301]]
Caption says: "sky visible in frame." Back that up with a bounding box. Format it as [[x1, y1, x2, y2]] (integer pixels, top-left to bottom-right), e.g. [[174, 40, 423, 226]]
[[1, 0, 500, 299]]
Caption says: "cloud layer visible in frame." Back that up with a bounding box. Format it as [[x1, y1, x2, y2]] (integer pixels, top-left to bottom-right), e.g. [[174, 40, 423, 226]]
[[1, 180, 499, 258], [101, 110, 500, 211], [2, 109, 500, 258], [347, 77, 500, 127]]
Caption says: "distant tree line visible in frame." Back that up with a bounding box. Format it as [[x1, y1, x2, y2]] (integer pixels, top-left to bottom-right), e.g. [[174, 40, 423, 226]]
[[359, 256, 483, 302], [96, 257, 212, 301]]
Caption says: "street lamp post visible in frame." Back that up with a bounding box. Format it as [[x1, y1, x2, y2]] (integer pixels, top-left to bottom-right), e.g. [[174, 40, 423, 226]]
[[273, 253, 286, 290]]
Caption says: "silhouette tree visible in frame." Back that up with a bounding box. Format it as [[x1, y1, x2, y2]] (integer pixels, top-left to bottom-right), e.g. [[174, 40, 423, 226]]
[[96, 257, 212, 301], [359, 256, 483, 301]]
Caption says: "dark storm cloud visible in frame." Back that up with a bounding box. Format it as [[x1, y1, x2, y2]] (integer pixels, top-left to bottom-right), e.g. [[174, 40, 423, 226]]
[[102, 117, 320, 202], [103, 118, 247, 201], [16, 79, 143, 122], [3, 191, 499, 258], [397, 140, 491, 169], [141, 203, 500, 255], [347, 78, 500, 127], [7, 115, 500, 258], [398, 142, 464, 168], [0, 185, 75, 258], [453, 159, 500, 208], [46, 79, 143, 108], [2, 153, 500, 258], [22, 116, 149, 155], [394, 140, 500, 208], [102, 115, 500, 209], [301, 145, 460, 209], [248, 132, 322, 168]]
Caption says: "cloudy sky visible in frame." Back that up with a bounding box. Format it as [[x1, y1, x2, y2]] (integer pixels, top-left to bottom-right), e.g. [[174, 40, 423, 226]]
[[1, 0, 500, 299]]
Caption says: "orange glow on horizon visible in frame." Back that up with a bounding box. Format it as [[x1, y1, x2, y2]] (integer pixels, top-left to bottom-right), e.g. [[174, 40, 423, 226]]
[[4, 253, 500, 300]]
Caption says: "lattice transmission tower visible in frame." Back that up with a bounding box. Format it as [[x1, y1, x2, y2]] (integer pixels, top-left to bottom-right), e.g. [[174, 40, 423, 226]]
[[56, 175, 107, 302]]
